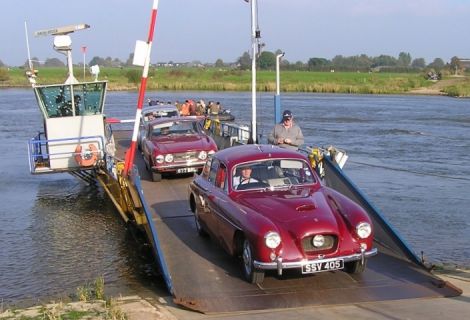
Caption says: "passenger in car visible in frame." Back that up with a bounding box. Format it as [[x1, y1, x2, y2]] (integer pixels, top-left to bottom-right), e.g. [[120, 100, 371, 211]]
[[233, 165, 258, 189]]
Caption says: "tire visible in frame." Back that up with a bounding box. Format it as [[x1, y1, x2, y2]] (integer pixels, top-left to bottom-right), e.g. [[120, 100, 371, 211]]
[[344, 259, 367, 274], [145, 157, 150, 171], [194, 206, 208, 237], [242, 239, 265, 284], [152, 172, 162, 182]]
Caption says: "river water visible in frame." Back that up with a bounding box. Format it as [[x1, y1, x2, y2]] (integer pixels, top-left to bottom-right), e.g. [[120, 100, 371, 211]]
[[0, 89, 469, 305]]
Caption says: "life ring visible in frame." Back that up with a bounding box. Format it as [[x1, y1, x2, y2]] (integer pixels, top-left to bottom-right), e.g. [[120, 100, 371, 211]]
[[74, 144, 99, 167]]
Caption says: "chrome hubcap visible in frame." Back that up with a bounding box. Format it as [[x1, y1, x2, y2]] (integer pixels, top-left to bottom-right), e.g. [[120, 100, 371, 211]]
[[242, 240, 252, 275]]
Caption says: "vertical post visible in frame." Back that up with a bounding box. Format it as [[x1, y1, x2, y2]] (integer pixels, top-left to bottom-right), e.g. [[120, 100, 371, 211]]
[[123, 0, 159, 177], [274, 52, 284, 124], [250, 0, 257, 144]]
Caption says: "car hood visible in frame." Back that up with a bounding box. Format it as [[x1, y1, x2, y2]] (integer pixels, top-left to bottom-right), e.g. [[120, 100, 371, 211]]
[[236, 188, 339, 232], [151, 134, 212, 153]]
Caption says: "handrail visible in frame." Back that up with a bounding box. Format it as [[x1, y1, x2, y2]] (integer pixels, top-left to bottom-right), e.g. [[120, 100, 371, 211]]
[[28, 134, 105, 173]]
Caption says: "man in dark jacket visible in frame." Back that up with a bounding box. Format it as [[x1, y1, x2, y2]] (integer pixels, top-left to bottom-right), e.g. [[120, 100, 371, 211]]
[[268, 110, 304, 150]]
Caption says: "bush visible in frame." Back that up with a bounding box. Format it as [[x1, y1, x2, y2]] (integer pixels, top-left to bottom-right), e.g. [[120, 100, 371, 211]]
[[125, 69, 141, 84], [0, 68, 10, 81]]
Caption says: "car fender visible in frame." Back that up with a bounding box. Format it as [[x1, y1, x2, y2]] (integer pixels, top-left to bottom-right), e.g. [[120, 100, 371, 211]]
[[323, 187, 374, 246]]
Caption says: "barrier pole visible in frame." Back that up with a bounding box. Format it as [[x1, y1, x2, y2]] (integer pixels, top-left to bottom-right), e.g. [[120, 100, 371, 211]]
[[124, 0, 159, 177]]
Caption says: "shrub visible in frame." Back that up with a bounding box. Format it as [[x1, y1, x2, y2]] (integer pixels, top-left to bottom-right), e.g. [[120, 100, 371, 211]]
[[0, 68, 10, 81]]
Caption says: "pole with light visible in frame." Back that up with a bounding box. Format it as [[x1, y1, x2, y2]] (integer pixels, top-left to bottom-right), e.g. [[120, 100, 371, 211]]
[[274, 52, 285, 124], [244, 0, 259, 144]]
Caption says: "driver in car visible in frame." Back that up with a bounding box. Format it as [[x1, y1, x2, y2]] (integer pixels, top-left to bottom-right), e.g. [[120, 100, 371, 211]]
[[233, 165, 258, 189]]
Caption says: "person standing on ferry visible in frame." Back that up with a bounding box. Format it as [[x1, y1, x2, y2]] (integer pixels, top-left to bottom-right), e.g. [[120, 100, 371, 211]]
[[268, 110, 304, 150]]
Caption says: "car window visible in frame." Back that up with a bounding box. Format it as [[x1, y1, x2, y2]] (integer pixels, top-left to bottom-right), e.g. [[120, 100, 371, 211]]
[[215, 164, 227, 191], [201, 158, 212, 179], [232, 159, 315, 191], [208, 158, 220, 184]]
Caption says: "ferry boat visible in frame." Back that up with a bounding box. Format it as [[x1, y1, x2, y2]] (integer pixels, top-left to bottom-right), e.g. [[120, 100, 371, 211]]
[[26, 1, 461, 314]]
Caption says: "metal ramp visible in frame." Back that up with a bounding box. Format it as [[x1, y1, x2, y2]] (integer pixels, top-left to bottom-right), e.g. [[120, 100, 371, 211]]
[[106, 131, 461, 313], [135, 163, 461, 313]]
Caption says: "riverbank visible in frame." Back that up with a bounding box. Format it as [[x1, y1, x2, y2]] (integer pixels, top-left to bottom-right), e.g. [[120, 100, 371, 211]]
[[2, 66, 469, 96], [1, 268, 469, 320]]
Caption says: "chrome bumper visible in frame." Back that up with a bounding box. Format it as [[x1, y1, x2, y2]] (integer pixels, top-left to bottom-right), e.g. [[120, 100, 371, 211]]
[[254, 247, 378, 275], [152, 161, 205, 171]]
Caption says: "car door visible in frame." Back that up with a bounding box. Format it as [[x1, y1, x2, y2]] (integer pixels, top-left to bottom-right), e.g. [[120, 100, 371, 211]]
[[193, 158, 221, 236], [211, 163, 241, 254]]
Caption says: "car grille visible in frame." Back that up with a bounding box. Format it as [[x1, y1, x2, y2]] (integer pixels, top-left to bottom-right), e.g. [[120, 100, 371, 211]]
[[173, 151, 198, 162], [301, 235, 337, 253]]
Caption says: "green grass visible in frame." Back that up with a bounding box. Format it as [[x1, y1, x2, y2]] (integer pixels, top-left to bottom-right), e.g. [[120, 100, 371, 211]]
[[0, 66, 460, 95]]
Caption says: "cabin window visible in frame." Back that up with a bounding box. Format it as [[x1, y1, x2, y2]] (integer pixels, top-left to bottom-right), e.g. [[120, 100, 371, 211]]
[[34, 82, 106, 118]]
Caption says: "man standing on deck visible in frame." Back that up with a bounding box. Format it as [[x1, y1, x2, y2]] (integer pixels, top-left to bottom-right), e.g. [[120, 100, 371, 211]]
[[268, 110, 304, 150]]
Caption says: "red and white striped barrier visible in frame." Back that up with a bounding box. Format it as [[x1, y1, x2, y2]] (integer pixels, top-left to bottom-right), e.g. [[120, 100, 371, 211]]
[[124, 0, 159, 176]]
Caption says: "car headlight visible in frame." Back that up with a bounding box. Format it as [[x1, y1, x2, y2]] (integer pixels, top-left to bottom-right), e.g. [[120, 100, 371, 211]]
[[312, 234, 325, 247], [155, 155, 164, 164], [356, 222, 372, 239], [198, 150, 207, 160], [265, 231, 281, 249], [164, 154, 174, 163]]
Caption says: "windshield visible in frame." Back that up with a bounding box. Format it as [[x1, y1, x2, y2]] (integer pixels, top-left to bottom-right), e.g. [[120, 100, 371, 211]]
[[151, 120, 199, 137], [232, 159, 316, 191]]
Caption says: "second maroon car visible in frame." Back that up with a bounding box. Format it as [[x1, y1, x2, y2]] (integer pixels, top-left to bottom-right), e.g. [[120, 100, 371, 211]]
[[142, 116, 218, 181]]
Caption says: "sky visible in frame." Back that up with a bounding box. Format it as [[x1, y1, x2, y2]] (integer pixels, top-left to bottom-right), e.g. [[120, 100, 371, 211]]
[[2, 0, 470, 67]]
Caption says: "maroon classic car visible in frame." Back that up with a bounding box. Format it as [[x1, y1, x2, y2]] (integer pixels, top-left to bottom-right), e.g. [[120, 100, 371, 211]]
[[189, 144, 377, 284], [142, 116, 218, 181]]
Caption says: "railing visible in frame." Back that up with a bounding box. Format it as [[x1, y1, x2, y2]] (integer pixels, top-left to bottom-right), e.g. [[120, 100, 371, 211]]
[[204, 118, 251, 148], [27, 133, 104, 174]]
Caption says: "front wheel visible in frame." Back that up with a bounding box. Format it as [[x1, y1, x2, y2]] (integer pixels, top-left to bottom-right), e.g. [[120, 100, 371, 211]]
[[344, 259, 367, 274], [242, 239, 265, 284], [152, 172, 162, 182]]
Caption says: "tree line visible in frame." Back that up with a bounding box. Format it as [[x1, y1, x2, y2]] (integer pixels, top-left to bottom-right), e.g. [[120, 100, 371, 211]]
[[1, 51, 465, 75], [235, 50, 463, 74]]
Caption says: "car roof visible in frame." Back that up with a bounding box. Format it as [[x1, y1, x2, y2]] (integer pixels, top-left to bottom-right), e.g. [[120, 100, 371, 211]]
[[215, 144, 309, 168], [142, 104, 178, 114], [147, 116, 203, 127]]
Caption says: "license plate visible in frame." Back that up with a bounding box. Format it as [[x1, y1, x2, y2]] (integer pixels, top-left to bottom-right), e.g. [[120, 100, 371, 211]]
[[302, 259, 344, 274], [177, 167, 198, 174]]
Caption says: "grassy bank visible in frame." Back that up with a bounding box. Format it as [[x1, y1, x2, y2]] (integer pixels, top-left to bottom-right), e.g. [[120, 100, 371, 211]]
[[1, 66, 468, 96]]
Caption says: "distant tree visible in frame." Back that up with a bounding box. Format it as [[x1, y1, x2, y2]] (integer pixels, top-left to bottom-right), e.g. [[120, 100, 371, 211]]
[[0, 59, 4, 67], [332, 55, 371, 70], [372, 55, 398, 67], [449, 56, 462, 75], [293, 60, 306, 70], [237, 51, 251, 70], [307, 57, 330, 70], [428, 58, 445, 70], [258, 51, 276, 70], [411, 58, 426, 69], [23, 57, 41, 68], [397, 52, 412, 67], [215, 58, 225, 68], [125, 53, 134, 66], [89, 56, 106, 66], [44, 58, 65, 67]]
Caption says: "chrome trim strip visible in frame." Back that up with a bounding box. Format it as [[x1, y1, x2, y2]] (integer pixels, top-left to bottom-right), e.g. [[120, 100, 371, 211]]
[[254, 248, 378, 270]]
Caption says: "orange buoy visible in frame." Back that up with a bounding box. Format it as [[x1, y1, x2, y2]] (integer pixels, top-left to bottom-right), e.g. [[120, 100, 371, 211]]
[[74, 144, 99, 167]]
